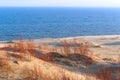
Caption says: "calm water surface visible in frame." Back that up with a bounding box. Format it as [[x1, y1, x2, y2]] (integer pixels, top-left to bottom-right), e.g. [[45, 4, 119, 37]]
[[0, 7, 120, 41]]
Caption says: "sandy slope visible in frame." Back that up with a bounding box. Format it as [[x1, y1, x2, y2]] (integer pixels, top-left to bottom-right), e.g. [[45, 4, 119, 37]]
[[30, 35, 120, 60], [0, 35, 120, 80]]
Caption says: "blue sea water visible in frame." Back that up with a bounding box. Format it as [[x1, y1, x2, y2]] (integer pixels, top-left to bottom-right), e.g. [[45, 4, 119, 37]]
[[0, 7, 120, 41]]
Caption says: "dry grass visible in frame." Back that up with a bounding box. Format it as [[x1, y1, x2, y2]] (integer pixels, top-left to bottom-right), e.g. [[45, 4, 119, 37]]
[[23, 65, 45, 80], [0, 56, 10, 69], [1, 38, 120, 80], [22, 63, 77, 80], [0, 56, 12, 79], [6, 39, 37, 61], [59, 39, 97, 66], [61, 40, 71, 56], [60, 39, 91, 56]]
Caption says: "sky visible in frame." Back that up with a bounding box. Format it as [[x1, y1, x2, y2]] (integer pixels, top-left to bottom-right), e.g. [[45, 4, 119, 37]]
[[0, 0, 120, 7]]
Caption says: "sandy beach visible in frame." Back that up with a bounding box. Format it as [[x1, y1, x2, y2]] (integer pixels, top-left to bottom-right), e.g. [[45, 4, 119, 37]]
[[0, 35, 120, 80], [1, 35, 120, 62], [1, 3, 120, 80]]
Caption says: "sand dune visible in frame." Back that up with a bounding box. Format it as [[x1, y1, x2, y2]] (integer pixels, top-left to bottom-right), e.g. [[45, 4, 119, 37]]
[[0, 35, 120, 80]]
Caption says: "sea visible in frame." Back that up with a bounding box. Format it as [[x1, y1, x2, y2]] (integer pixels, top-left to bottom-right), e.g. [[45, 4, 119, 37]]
[[0, 7, 120, 41]]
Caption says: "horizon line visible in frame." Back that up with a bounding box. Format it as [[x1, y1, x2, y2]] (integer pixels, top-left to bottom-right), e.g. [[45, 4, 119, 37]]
[[0, 6, 120, 8]]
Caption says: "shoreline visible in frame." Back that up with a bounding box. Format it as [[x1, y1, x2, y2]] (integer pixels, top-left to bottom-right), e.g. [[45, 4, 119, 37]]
[[58, 34, 120, 40], [0, 34, 120, 45], [0, 34, 120, 43]]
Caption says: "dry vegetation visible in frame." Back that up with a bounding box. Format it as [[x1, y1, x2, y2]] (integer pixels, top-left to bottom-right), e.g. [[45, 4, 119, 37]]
[[0, 39, 120, 80]]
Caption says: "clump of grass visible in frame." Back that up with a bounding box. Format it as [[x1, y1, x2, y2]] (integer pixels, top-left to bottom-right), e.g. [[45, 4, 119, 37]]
[[22, 63, 74, 80], [60, 39, 90, 56], [23, 65, 44, 80], [0, 56, 12, 79], [61, 40, 71, 56], [0, 56, 9, 68], [14, 39, 25, 53], [13, 39, 36, 53], [8, 39, 37, 61], [59, 39, 96, 66]]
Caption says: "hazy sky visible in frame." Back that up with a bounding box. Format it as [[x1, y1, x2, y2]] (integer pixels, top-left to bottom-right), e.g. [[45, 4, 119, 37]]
[[0, 0, 120, 7]]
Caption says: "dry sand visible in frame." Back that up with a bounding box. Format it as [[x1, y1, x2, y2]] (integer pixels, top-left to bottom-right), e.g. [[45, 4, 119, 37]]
[[30, 35, 120, 59], [0, 35, 120, 80], [1, 35, 120, 61]]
